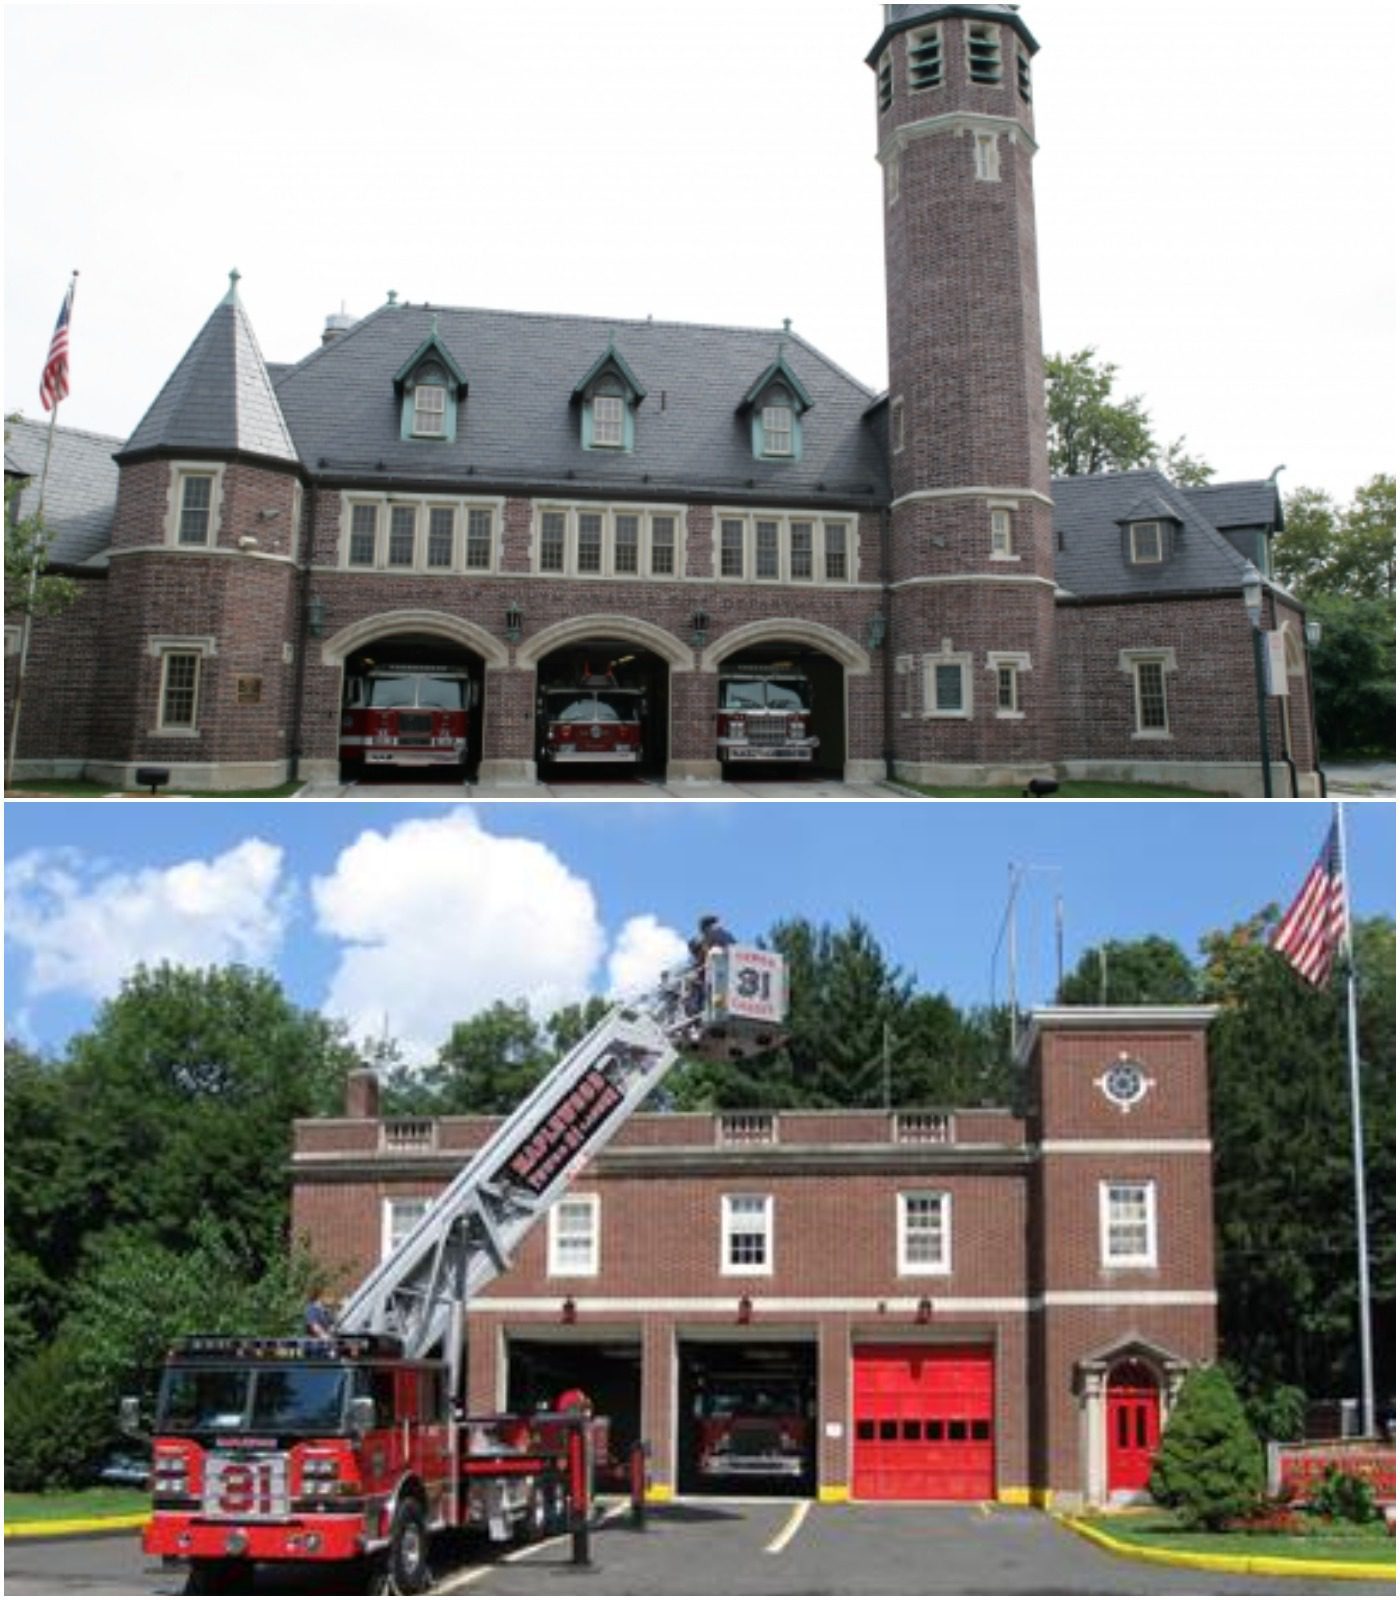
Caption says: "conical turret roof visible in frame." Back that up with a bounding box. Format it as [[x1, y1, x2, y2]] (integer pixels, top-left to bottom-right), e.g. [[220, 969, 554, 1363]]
[[120, 272, 298, 462]]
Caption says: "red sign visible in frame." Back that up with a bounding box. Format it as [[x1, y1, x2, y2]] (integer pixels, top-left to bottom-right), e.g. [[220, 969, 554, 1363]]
[[1273, 1442, 1395, 1502]]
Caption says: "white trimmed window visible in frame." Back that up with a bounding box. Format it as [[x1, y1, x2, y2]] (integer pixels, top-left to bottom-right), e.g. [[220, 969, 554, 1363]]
[[986, 651, 1030, 719], [891, 396, 906, 455], [755, 519, 781, 579], [532, 503, 686, 579], [1132, 657, 1170, 736], [387, 504, 417, 568], [614, 513, 641, 575], [790, 521, 814, 581], [886, 155, 900, 208], [1100, 1181, 1157, 1268], [721, 1194, 773, 1276], [548, 1195, 600, 1277], [427, 506, 455, 569], [341, 495, 500, 573], [1129, 521, 1164, 564], [541, 510, 567, 573], [713, 511, 857, 586], [577, 511, 605, 574], [159, 650, 202, 731], [923, 646, 972, 718], [412, 383, 447, 438], [762, 405, 794, 458], [593, 394, 625, 448], [650, 514, 677, 575], [898, 1191, 951, 1275], [990, 507, 1014, 558], [349, 503, 378, 567], [167, 464, 226, 548], [824, 521, 849, 581], [974, 131, 1001, 182], [720, 518, 747, 578], [908, 23, 944, 91], [382, 1198, 432, 1262]]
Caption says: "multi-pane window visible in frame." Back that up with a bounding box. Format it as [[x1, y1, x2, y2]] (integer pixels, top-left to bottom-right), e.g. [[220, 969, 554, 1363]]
[[997, 664, 1018, 713], [548, 1196, 600, 1276], [991, 508, 1013, 557], [465, 508, 493, 570], [974, 132, 1001, 182], [388, 505, 416, 567], [891, 397, 906, 455], [761, 405, 793, 457], [756, 520, 781, 579], [1133, 659, 1169, 734], [722, 1194, 773, 1275], [412, 383, 447, 437], [577, 512, 604, 574], [790, 522, 813, 581], [541, 511, 567, 573], [178, 475, 214, 545], [427, 507, 455, 568], [824, 522, 848, 581], [159, 651, 201, 730], [898, 1192, 950, 1274], [1129, 521, 1164, 564], [1101, 1181, 1156, 1267], [349, 504, 378, 566], [383, 1198, 432, 1261], [967, 21, 1002, 83], [908, 24, 944, 90], [593, 394, 625, 448], [614, 514, 640, 575], [651, 515, 676, 575], [935, 663, 966, 713], [721, 519, 746, 578]]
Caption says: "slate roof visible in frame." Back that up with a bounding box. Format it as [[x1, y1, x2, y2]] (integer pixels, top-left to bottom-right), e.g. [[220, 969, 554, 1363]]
[[1182, 480, 1282, 532], [869, 4, 1038, 65], [1051, 469, 1261, 600], [4, 416, 120, 567], [121, 284, 297, 463], [271, 303, 887, 506]]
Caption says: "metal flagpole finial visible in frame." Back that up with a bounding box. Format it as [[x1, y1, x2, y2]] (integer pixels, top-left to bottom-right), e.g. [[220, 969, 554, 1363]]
[[224, 268, 242, 305]]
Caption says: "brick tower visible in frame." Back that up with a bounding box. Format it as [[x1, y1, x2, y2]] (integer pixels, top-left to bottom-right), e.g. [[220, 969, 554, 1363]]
[[869, 4, 1057, 785]]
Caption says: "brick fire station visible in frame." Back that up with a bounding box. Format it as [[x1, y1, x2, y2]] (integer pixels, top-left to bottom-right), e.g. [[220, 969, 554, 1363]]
[[292, 1006, 1221, 1509], [5, 5, 1321, 795]]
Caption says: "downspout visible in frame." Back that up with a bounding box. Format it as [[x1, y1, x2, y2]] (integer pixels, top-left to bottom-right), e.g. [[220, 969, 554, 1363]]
[[881, 504, 895, 781], [287, 480, 315, 783]]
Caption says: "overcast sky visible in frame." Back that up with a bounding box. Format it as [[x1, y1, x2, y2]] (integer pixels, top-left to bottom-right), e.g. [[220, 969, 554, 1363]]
[[5, 801, 1394, 1064], [5, 1, 1393, 506]]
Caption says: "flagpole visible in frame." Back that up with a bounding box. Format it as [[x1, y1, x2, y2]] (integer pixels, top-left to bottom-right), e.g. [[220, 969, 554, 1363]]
[[5, 271, 77, 792], [1334, 801, 1376, 1439]]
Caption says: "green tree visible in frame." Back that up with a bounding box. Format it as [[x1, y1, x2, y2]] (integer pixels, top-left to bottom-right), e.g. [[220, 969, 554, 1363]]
[[420, 1000, 550, 1114], [3, 419, 79, 621], [1305, 594, 1395, 757], [1045, 349, 1212, 485], [1057, 936, 1199, 1006], [1149, 1366, 1265, 1529], [1276, 477, 1396, 602]]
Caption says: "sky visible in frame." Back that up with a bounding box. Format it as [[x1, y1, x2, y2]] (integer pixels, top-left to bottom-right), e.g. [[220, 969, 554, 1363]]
[[4, 800, 1394, 1064], [4, 1, 1395, 506]]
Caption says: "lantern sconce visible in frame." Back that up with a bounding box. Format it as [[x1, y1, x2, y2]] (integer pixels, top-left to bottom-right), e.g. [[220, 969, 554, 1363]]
[[1305, 618, 1322, 649], [505, 602, 524, 644], [866, 614, 888, 651], [737, 1294, 753, 1326], [916, 1297, 933, 1326], [561, 1297, 577, 1326]]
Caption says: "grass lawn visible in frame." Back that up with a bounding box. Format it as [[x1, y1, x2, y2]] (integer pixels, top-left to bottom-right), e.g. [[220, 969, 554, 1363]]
[[5, 1487, 149, 1524], [1082, 1511, 1395, 1567], [898, 781, 1224, 799], [6, 779, 305, 800]]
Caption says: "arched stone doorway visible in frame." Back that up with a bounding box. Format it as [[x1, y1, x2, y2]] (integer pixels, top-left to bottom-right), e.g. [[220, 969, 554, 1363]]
[[1077, 1337, 1190, 1507], [1105, 1360, 1161, 1496]]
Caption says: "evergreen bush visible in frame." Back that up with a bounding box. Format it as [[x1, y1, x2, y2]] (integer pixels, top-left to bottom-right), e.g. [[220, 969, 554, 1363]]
[[1149, 1366, 1266, 1529]]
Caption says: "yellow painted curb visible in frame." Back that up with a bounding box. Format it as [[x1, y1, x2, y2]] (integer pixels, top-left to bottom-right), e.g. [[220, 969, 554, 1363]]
[[643, 1483, 674, 1503], [998, 1487, 1032, 1506], [817, 1485, 850, 1504], [4, 1512, 150, 1539], [1057, 1513, 1397, 1583]]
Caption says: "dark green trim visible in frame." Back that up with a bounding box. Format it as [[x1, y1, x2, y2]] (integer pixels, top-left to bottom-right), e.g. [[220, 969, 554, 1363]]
[[392, 331, 468, 397], [741, 351, 814, 414], [866, 5, 1038, 69], [572, 341, 647, 404]]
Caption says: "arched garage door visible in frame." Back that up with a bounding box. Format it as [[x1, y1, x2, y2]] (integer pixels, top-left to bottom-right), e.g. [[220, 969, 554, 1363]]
[[852, 1344, 994, 1501]]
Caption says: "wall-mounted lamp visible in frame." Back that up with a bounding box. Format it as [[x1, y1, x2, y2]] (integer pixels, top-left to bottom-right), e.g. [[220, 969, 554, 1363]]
[[916, 1297, 933, 1326], [691, 609, 710, 649], [1240, 563, 1271, 797], [1305, 618, 1323, 649], [505, 602, 524, 644], [562, 1297, 577, 1325], [306, 594, 327, 638], [737, 1295, 753, 1326], [866, 614, 887, 651], [1240, 562, 1264, 626]]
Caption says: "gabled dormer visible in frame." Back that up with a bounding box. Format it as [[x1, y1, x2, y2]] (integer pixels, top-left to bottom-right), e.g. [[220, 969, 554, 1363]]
[[740, 340, 814, 462], [393, 317, 469, 442], [1117, 491, 1182, 569], [573, 338, 646, 452]]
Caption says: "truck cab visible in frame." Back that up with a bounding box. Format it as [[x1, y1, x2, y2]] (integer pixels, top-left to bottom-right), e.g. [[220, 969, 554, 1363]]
[[539, 680, 645, 766], [340, 664, 473, 771], [716, 668, 818, 764]]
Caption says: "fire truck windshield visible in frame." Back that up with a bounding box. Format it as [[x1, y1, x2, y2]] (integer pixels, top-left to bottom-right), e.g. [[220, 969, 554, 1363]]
[[546, 694, 636, 724], [360, 674, 465, 711], [158, 1365, 349, 1434], [720, 680, 808, 712], [697, 1380, 806, 1418]]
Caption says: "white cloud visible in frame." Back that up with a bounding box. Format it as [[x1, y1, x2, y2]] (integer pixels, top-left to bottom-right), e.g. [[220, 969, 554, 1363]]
[[311, 809, 608, 1064], [607, 914, 689, 1001], [4, 840, 290, 1000]]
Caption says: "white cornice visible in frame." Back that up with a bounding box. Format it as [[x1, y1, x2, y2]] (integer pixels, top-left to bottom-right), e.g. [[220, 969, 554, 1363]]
[[108, 545, 297, 567], [1038, 1140, 1212, 1156], [878, 111, 1038, 167], [468, 1290, 1216, 1316], [890, 574, 1056, 592], [892, 487, 1054, 511]]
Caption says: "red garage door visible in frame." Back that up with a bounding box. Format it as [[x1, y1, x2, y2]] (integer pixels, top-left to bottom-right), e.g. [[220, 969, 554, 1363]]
[[852, 1344, 994, 1500]]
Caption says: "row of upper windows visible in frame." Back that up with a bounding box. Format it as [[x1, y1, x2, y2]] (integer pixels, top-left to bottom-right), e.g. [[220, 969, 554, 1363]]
[[383, 1182, 1160, 1277], [877, 21, 1032, 109]]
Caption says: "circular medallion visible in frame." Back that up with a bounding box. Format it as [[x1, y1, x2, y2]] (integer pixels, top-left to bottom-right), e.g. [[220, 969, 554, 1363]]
[[1099, 1055, 1149, 1109]]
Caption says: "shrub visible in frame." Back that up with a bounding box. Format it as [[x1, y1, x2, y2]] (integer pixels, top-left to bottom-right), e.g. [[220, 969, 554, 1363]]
[[1149, 1366, 1266, 1530], [1309, 1468, 1380, 1526], [3, 1336, 111, 1489]]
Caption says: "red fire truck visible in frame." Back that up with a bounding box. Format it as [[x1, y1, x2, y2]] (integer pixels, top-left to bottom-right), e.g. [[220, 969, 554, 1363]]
[[340, 663, 474, 771], [694, 1374, 810, 1484], [127, 949, 786, 1594], [538, 682, 646, 766], [716, 666, 818, 765]]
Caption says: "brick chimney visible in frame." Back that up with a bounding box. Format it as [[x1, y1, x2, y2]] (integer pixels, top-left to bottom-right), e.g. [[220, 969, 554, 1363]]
[[345, 1067, 381, 1120]]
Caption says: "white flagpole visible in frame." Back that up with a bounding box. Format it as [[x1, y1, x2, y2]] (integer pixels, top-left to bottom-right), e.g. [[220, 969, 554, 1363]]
[[1334, 801, 1376, 1438]]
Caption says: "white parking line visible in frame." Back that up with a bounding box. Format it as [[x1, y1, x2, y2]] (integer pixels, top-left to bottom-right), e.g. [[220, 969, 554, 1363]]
[[764, 1500, 810, 1555], [431, 1500, 630, 1594]]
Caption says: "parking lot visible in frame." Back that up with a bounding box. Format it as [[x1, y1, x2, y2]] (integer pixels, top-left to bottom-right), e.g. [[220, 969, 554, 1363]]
[[6, 1502, 1391, 1597]]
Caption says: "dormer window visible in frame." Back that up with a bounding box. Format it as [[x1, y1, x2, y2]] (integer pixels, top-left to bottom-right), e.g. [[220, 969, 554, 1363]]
[[762, 402, 794, 458], [412, 370, 447, 437], [1129, 521, 1164, 564], [393, 322, 468, 444], [742, 345, 813, 464], [574, 342, 646, 454], [591, 387, 626, 449]]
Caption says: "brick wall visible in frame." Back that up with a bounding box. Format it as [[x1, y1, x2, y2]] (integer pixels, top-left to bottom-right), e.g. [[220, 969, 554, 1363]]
[[5, 573, 108, 763]]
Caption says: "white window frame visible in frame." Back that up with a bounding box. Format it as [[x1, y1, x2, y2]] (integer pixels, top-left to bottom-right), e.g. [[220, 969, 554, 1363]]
[[531, 501, 688, 580], [721, 1193, 773, 1277], [895, 654, 917, 720], [922, 644, 973, 719], [1129, 521, 1165, 564], [382, 1197, 432, 1262], [1120, 648, 1176, 739], [157, 649, 203, 733], [761, 404, 794, 458], [712, 510, 858, 587], [897, 1190, 951, 1276], [339, 493, 501, 574], [592, 393, 625, 449], [986, 650, 1031, 719], [412, 383, 447, 438], [886, 154, 900, 208], [989, 503, 1018, 560], [891, 396, 906, 455], [165, 462, 226, 549], [1099, 1180, 1158, 1269], [974, 130, 1001, 183], [547, 1194, 600, 1278], [386, 502, 419, 569]]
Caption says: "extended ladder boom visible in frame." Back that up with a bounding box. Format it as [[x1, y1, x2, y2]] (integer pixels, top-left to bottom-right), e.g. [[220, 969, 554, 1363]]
[[335, 946, 786, 1396]]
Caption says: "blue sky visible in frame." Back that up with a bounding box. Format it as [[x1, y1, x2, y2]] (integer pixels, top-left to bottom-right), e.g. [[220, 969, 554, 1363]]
[[4, 801, 1393, 1061]]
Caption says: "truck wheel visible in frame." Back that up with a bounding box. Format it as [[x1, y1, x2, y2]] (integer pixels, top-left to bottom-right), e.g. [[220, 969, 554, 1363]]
[[184, 1559, 251, 1594], [385, 1497, 431, 1595], [516, 1482, 549, 1544]]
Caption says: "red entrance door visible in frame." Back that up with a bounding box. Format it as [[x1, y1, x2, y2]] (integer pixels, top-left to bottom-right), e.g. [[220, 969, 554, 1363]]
[[852, 1344, 995, 1500], [1107, 1361, 1160, 1494]]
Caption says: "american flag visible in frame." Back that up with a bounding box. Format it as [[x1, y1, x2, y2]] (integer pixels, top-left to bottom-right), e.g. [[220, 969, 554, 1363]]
[[40, 283, 73, 412], [1270, 820, 1348, 987]]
